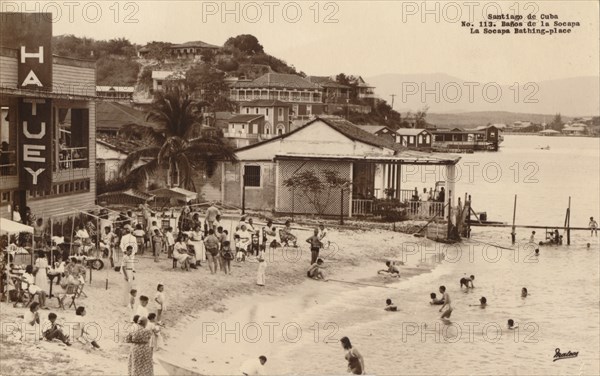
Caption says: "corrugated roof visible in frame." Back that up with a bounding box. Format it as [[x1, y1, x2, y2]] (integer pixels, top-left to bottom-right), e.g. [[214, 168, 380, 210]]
[[233, 73, 320, 90], [395, 128, 431, 136], [356, 125, 392, 134], [96, 86, 135, 93], [97, 134, 153, 154], [96, 102, 160, 131], [229, 114, 265, 123]]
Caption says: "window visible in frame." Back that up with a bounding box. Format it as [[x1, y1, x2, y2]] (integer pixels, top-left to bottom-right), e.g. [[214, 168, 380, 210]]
[[278, 108, 283, 118], [246, 108, 249, 114], [244, 165, 261, 187], [55, 107, 90, 170], [306, 105, 312, 116], [292, 105, 298, 115], [0, 106, 16, 176], [255, 108, 259, 114], [409, 136, 414, 144], [266, 108, 269, 116]]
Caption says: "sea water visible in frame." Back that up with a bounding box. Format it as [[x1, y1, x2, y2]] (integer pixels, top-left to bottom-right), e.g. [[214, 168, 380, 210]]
[[178, 135, 599, 375]]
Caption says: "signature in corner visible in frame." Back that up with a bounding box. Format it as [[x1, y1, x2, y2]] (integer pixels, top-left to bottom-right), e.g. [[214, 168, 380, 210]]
[[553, 348, 579, 362]]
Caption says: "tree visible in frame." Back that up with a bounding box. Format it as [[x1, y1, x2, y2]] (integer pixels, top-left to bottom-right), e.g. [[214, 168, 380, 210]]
[[415, 105, 429, 128], [185, 64, 236, 125], [119, 87, 237, 189], [143, 41, 173, 63], [224, 34, 264, 55], [549, 113, 564, 131], [283, 170, 351, 216]]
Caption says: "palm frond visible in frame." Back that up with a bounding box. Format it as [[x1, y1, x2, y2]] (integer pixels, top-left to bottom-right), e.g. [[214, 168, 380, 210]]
[[119, 146, 161, 175], [123, 159, 160, 188]]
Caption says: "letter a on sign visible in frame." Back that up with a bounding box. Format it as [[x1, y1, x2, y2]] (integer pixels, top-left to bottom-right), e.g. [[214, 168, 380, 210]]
[[21, 70, 43, 87]]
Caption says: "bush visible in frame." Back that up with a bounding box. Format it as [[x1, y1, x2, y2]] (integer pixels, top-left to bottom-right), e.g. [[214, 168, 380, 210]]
[[373, 200, 408, 222]]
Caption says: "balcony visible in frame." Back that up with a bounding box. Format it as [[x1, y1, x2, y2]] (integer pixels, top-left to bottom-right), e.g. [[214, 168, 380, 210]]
[[58, 146, 88, 170], [0, 149, 16, 177]]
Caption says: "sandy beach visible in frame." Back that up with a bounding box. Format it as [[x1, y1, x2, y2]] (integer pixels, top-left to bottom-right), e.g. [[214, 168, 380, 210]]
[[0, 222, 435, 375]]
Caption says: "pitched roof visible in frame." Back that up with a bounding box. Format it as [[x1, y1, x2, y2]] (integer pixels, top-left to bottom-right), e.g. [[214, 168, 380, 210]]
[[96, 86, 135, 93], [96, 102, 160, 131], [241, 99, 292, 107], [233, 73, 320, 90], [152, 70, 186, 80], [171, 40, 220, 49], [316, 116, 400, 150], [97, 134, 153, 154], [307, 76, 350, 89], [356, 125, 393, 134], [229, 114, 265, 123], [395, 128, 431, 136]]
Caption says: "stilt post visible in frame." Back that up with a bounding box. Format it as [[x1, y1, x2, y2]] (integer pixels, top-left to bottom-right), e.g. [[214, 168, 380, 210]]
[[567, 196, 571, 245], [511, 194, 517, 244]]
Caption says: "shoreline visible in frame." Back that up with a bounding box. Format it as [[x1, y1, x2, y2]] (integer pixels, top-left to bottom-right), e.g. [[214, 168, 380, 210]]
[[0, 225, 437, 375]]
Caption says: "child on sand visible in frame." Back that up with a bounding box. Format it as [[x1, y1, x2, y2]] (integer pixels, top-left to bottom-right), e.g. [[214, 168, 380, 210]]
[[135, 295, 149, 320], [438, 286, 452, 319], [307, 258, 326, 280], [147, 313, 163, 351], [378, 261, 400, 277], [128, 289, 137, 312], [384, 298, 397, 311], [429, 293, 444, 305], [73, 306, 100, 349], [256, 252, 267, 286], [165, 227, 175, 258], [221, 241, 233, 275], [154, 284, 166, 324]]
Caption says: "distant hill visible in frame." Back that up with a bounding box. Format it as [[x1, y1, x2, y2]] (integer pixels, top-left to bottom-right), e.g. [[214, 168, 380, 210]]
[[367, 73, 599, 117], [425, 111, 573, 127]]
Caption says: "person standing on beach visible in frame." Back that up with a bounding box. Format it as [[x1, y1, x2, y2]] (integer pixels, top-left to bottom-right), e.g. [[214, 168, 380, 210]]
[[204, 229, 221, 274], [340, 337, 365, 375], [120, 226, 138, 256], [121, 246, 136, 306], [306, 228, 323, 265], [126, 316, 154, 376], [589, 217, 598, 236], [438, 286, 453, 319], [205, 203, 221, 232], [529, 231, 536, 243], [256, 252, 267, 286]]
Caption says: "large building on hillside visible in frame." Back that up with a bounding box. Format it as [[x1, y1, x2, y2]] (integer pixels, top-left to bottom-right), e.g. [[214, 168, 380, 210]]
[[230, 73, 325, 121], [0, 13, 98, 220]]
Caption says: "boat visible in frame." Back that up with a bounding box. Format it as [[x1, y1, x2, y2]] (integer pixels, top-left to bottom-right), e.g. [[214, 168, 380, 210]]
[[536, 145, 550, 150], [157, 358, 205, 376]]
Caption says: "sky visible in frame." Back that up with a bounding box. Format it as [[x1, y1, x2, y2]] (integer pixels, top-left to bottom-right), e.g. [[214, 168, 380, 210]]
[[3, 0, 599, 83]]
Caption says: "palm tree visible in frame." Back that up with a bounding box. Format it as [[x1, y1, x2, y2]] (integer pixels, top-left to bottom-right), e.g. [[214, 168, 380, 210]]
[[119, 86, 237, 189]]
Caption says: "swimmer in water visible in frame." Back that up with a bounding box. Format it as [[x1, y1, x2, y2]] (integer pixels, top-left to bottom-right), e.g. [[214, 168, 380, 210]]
[[521, 287, 528, 297], [460, 275, 475, 289], [507, 319, 518, 329], [430, 292, 444, 305], [470, 296, 487, 307], [534, 248, 540, 256], [384, 298, 397, 311], [377, 261, 400, 277], [438, 286, 452, 318]]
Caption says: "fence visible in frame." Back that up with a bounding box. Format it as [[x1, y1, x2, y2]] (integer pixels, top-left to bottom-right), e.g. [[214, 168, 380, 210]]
[[352, 199, 373, 216], [405, 201, 445, 219]]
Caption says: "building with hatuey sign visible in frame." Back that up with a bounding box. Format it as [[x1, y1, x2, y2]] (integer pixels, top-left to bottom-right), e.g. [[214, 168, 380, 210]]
[[0, 12, 97, 220]]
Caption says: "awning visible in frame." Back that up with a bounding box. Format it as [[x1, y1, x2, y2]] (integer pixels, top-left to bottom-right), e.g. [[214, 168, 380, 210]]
[[149, 187, 197, 202], [0, 218, 34, 236]]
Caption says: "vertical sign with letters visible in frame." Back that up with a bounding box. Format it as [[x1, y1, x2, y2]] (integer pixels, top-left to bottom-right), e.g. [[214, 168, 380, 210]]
[[0, 13, 54, 189]]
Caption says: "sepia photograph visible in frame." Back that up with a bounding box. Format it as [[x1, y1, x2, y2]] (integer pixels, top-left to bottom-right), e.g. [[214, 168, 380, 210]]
[[0, 1, 598, 375]]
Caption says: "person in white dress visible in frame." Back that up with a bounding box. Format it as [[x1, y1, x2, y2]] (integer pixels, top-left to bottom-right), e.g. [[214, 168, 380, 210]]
[[34, 251, 50, 294]]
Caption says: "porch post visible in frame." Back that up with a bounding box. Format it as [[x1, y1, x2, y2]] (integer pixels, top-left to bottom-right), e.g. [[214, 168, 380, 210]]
[[445, 163, 457, 207], [348, 162, 353, 217], [274, 160, 280, 212]]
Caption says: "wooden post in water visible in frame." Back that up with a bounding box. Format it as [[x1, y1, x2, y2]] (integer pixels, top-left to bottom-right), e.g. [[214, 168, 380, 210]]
[[511, 194, 517, 244], [446, 190, 452, 239], [466, 194, 472, 238], [567, 196, 571, 245]]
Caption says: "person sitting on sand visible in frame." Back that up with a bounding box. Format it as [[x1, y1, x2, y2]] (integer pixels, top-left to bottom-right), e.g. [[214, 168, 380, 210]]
[[73, 306, 100, 348], [384, 298, 397, 311], [438, 286, 452, 319], [307, 258, 326, 280], [521, 287, 528, 298], [173, 235, 191, 271], [460, 275, 475, 289], [280, 220, 297, 247], [430, 292, 444, 305], [43, 312, 71, 346], [378, 261, 400, 277], [507, 319, 518, 330]]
